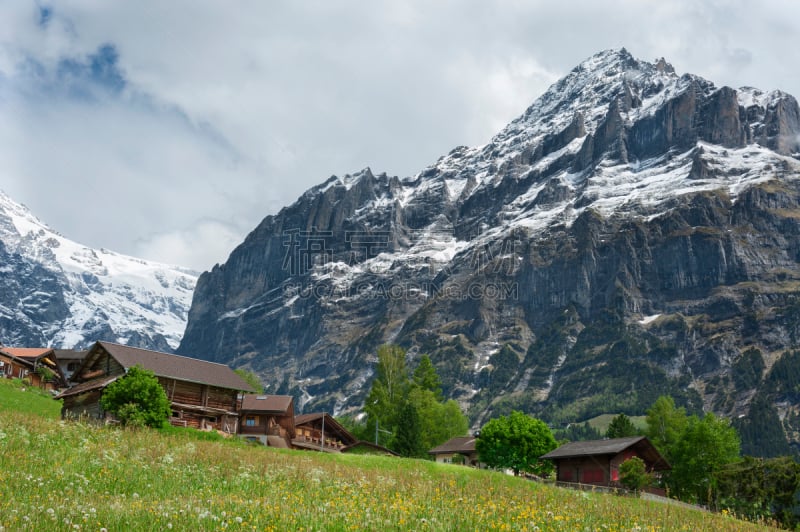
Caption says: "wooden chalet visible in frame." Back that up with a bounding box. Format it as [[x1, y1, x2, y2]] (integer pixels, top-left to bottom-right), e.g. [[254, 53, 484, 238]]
[[238, 394, 295, 447], [428, 436, 480, 466], [541, 436, 670, 487], [56, 341, 254, 433], [53, 349, 89, 382], [0, 347, 64, 390], [292, 413, 358, 452]]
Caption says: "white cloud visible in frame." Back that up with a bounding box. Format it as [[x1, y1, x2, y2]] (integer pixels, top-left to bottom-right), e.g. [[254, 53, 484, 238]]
[[0, 1, 798, 271], [134, 219, 243, 272]]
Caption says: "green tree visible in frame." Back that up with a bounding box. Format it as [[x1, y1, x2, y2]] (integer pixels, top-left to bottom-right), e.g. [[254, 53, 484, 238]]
[[606, 413, 638, 438], [645, 395, 687, 462], [619, 456, 651, 492], [669, 412, 741, 504], [364, 344, 411, 449], [413, 354, 442, 400], [336, 414, 371, 442], [714, 456, 800, 529], [476, 411, 557, 476], [100, 366, 171, 428], [436, 399, 470, 443], [394, 397, 425, 458], [409, 386, 469, 453], [364, 344, 470, 455], [234, 368, 264, 393]]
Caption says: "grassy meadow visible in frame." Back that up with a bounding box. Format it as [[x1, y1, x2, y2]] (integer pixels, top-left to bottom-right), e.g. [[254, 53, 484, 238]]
[[0, 379, 776, 531]]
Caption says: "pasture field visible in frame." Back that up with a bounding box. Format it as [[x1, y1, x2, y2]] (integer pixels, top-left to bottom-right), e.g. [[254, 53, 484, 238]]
[[0, 380, 772, 531]]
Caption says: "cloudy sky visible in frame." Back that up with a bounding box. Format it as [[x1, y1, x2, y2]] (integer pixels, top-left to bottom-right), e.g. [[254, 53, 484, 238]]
[[1, 1, 798, 271]]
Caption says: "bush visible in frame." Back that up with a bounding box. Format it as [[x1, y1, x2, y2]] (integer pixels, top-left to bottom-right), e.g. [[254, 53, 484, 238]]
[[100, 366, 171, 428], [619, 456, 650, 492]]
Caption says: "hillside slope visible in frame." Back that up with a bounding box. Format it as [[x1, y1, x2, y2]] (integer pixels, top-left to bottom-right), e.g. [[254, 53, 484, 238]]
[[0, 381, 769, 531]]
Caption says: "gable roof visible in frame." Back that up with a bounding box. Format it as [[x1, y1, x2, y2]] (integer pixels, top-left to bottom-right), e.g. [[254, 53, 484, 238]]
[[240, 394, 293, 413], [294, 412, 357, 445], [0, 347, 55, 364], [540, 436, 670, 470], [541, 436, 646, 458], [55, 374, 120, 399], [429, 436, 477, 454], [90, 341, 255, 392], [53, 349, 89, 361]]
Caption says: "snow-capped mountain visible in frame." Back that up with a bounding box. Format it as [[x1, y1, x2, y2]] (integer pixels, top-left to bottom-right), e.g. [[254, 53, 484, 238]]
[[179, 48, 800, 456], [0, 189, 196, 350]]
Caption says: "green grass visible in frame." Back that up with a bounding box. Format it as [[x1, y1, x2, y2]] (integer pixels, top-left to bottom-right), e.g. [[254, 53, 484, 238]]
[[0, 378, 62, 418], [0, 382, 776, 531]]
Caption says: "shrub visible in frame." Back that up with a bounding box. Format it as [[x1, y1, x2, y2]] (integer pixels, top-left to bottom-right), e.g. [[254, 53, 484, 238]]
[[619, 456, 650, 492], [100, 366, 171, 428]]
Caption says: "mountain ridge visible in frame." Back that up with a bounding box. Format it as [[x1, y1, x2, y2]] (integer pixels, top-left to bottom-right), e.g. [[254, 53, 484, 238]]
[[179, 48, 800, 455], [0, 189, 196, 351]]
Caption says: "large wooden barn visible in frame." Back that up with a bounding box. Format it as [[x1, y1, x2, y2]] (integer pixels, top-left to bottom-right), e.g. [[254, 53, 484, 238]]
[[541, 436, 670, 487], [56, 341, 254, 433]]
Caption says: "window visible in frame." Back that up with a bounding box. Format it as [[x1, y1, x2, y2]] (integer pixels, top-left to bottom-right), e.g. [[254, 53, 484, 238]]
[[67, 362, 80, 372], [245, 416, 257, 427]]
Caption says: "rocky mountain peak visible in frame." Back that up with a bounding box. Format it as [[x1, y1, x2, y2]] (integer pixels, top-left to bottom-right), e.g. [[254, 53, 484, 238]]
[[180, 50, 800, 456]]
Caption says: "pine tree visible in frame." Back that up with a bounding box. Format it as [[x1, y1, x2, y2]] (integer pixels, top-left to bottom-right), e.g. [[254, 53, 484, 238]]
[[606, 413, 638, 438], [413, 354, 442, 400], [394, 397, 425, 457]]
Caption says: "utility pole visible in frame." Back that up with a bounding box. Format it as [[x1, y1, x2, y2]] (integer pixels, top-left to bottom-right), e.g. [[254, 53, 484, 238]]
[[321, 412, 325, 451]]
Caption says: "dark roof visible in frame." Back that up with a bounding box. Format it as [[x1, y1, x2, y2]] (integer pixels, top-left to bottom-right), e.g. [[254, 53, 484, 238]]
[[55, 375, 120, 399], [541, 436, 671, 471], [429, 436, 477, 454], [240, 394, 293, 413], [294, 413, 326, 426], [53, 349, 89, 361], [95, 341, 255, 392], [541, 436, 646, 459], [294, 412, 357, 445]]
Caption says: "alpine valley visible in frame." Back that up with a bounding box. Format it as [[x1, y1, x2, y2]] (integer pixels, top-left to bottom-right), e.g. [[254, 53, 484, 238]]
[[0, 189, 197, 351], [177, 48, 800, 455], [6, 47, 800, 457]]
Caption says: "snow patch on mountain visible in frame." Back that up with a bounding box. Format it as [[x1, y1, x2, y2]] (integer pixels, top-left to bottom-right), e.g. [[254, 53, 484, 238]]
[[0, 189, 197, 349]]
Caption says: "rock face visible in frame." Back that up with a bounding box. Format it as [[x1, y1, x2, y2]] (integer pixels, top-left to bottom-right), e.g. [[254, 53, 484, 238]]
[[179, 48, 800, 456], [0, 190, 196, 351]]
